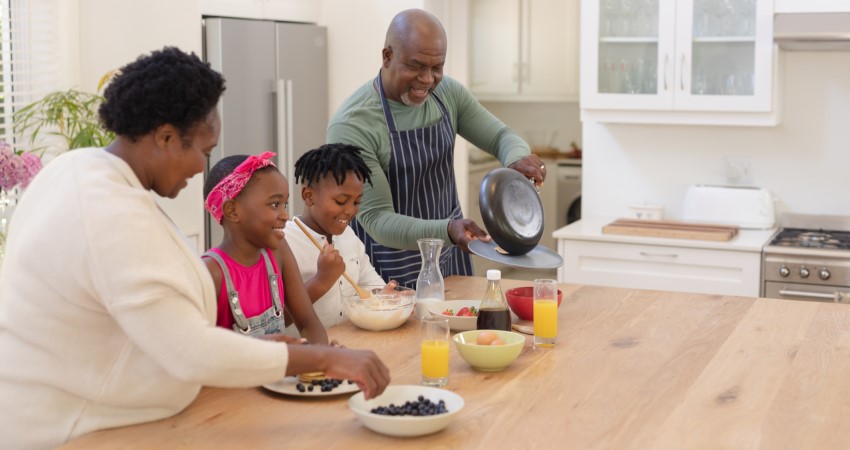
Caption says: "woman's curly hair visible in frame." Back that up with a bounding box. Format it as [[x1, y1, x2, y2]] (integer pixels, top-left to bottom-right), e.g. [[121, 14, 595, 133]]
[[99, 47, 226, 143]]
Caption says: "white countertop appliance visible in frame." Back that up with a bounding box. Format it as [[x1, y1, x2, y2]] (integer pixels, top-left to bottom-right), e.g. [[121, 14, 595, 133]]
[[682, 185, 775, 229], [762, 214, 850, 303]]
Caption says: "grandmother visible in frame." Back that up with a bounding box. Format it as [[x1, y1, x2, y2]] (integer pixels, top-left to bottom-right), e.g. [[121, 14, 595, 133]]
[[0, 47, 389, 449]]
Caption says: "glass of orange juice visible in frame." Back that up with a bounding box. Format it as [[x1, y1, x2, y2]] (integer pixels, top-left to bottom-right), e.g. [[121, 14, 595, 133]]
[[420, 315, 450, 386], [533, 279, 558, 348]]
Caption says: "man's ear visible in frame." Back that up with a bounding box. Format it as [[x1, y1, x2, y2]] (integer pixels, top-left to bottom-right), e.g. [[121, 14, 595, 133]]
[[381, 46, 392, 68], [221, 199, 239, 223], [302, 186, 315, 206]]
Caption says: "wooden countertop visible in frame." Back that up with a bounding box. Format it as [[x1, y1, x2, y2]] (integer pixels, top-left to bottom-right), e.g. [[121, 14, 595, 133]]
[[61, 276, 850, 449]]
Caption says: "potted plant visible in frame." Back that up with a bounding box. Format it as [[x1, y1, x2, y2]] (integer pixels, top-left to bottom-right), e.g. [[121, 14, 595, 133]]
[[13, 70, 116, 153]]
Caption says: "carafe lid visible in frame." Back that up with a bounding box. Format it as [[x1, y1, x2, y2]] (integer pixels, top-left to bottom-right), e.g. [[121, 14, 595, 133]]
[[486, 269, 501, 281]]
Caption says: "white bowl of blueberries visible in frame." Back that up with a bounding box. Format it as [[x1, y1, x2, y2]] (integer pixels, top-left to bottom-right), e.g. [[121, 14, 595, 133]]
[[348, 385, 464, 437]]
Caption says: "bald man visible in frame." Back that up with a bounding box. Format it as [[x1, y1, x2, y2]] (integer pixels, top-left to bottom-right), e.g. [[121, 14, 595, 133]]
[[327, 9, 546, 287]]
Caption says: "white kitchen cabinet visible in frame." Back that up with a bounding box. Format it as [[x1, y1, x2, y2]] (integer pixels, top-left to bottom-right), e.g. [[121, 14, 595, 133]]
[[559, 239, 761, 296], [469, 0, 580, 102], [201, 0, 319, 23], [580, 0, 779, 126], [554, 218, 775, 296]]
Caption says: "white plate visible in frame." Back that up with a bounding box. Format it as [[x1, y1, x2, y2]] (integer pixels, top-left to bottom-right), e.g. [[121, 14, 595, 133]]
[[348, 385, 464, 437], [262, 376, 360, 397], [427, 300, 480, 331]]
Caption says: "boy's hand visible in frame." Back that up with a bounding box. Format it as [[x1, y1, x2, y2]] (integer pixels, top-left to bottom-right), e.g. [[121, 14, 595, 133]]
[[317, 242, 345, 282]]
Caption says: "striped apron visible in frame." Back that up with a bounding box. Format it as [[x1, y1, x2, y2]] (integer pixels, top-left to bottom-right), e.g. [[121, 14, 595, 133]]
[[350, 72, 473, 288]]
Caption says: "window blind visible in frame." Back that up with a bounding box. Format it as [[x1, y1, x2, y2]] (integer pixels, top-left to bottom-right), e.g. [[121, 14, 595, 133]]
[[0, 0, 58, 147]]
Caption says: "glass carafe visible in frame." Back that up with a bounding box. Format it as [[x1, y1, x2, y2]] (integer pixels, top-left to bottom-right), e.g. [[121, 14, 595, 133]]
[[414, 238, 445, 319]]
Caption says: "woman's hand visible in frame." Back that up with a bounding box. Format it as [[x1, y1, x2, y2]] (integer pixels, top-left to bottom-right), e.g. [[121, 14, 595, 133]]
[[287, 345, 390, 400]]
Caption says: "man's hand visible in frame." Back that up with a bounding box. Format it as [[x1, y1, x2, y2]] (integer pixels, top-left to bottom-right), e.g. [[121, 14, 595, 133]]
[[508, 154, 547, 187], [448, 218, 491, 253]]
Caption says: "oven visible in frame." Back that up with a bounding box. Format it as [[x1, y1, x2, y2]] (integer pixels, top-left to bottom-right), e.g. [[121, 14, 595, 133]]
[[761, 215, 850, 304]]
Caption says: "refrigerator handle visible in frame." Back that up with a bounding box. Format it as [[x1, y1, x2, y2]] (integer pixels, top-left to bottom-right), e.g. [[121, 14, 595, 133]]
[[274, 78, 295, 217]]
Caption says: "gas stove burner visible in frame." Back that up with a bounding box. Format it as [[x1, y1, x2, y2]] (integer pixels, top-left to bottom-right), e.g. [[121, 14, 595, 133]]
[[769, 228, 850, 250]]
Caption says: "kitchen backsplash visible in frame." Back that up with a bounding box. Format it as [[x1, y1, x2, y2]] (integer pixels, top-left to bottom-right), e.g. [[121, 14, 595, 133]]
[[582, 51, 850, 221], [478, 101, 582, 159]]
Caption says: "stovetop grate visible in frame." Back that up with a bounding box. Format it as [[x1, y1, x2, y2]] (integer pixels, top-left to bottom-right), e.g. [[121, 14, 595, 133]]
[[769, 228, 850, 250]]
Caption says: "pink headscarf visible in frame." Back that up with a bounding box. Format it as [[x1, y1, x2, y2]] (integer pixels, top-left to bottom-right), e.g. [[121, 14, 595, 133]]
[[205, 151, 277, 222]]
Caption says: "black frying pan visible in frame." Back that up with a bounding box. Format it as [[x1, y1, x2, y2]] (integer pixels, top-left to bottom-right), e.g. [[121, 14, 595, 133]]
[[478, 168, 544, 255]]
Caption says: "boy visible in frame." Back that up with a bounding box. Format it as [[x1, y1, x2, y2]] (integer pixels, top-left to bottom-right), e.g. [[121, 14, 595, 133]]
[[284, 143, 390, 333]]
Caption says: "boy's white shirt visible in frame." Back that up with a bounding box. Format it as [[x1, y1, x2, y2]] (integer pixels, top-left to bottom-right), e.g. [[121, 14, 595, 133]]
[[284, 219, 385, 335]]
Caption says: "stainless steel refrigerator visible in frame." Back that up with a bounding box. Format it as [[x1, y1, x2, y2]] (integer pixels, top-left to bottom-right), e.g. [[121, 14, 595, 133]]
[[203, 17, 328, 249]]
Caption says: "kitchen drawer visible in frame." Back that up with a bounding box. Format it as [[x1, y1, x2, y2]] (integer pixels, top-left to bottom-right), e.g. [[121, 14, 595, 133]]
[[558, 239, 761, 296]]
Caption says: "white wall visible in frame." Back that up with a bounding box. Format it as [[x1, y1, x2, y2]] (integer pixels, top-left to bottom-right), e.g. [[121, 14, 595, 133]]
[[319, 0, 424, 116], [582, 51, 850, 221], [76, 0, 205, 249], [60, 0, 477, 248]]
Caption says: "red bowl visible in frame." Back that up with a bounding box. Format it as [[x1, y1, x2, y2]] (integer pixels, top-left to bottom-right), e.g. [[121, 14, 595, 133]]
[[505, 287, 562, 321]]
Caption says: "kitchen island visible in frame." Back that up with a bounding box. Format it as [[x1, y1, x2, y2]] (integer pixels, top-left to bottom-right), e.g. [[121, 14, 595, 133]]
[[61, 276, 850, 449]]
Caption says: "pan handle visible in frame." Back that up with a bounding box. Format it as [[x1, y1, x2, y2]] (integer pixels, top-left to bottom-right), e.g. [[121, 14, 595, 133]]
[[527, 177, 540, 194]]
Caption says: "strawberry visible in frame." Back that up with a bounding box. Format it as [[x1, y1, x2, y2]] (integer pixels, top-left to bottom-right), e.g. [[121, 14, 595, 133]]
[[441, 309, 454, 316], [468, 306, 479, 317], [457, 307, 470, 317]]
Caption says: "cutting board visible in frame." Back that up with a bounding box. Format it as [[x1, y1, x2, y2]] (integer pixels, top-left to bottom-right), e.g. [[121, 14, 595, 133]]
[[602, 219, 739, 241]]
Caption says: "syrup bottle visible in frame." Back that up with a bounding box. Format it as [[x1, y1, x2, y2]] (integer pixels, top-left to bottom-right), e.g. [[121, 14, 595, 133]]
[[477, 269, 511, 331]]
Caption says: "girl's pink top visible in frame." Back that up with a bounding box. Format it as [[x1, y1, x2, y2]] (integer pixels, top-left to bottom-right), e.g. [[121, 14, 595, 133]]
[[207, 247, 286, 329]]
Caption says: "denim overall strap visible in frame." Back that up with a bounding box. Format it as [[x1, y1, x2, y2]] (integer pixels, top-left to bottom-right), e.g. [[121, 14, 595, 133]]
[[349, 71, 473, 288], [202, 249, 284, 336]]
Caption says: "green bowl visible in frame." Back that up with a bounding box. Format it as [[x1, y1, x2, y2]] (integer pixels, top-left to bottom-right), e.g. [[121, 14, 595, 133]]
[[453, 330, 525, 371]]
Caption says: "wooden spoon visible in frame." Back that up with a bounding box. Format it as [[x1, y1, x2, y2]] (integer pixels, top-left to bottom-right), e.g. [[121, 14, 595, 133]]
[[292, 217, 372, 300]]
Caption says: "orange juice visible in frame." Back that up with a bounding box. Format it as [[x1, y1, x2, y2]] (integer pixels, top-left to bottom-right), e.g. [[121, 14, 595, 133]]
[[421, 339, 449, 379], [533, 299, 558, 341]]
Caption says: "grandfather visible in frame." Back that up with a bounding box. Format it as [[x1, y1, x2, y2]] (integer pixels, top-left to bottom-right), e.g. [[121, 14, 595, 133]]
[[327, 8, 546, 287]]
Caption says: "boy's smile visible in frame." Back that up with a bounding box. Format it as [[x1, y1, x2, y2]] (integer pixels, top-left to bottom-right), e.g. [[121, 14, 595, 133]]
[[302, 171, 364, 242]]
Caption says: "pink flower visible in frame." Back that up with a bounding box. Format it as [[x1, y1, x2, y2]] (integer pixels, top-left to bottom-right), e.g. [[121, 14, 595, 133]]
[[0, 142, 42, 190], [19, 152, 42, 188]]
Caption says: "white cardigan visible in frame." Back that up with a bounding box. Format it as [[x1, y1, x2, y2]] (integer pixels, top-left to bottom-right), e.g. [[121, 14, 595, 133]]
[[0, 148, 289, 448]]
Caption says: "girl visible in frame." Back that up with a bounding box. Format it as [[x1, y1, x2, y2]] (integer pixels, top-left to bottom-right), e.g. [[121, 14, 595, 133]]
[[284, 143, 395, 333], [203, 152, 328, 342]]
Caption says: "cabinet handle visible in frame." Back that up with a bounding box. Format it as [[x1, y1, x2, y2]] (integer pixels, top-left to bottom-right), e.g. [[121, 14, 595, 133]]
[[275, 79, 295, 217], [639, 251, 678, 258], [663, 54, 669, 91], [680, 54, 686, 91]]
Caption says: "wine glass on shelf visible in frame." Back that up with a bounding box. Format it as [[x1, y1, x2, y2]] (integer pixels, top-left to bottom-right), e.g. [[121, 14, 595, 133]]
[[720, 0, 737, 36], [617, 0, 634, 37], [737, 0, 756, 37], [602, 0, 618, 37]]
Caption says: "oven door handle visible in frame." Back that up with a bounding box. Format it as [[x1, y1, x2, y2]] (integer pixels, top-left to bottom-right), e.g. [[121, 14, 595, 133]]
[[778, 289, 841, 302]]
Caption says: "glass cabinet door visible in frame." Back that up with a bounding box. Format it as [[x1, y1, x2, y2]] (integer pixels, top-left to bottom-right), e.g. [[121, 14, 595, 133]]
[[583, 0, 676, 110], [676, 0, 774, 111], [582, 0, 774, 113]]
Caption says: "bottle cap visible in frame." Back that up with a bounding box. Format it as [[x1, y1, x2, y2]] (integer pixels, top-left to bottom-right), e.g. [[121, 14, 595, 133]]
[[486, 269, 501, 281]]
